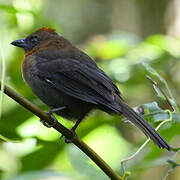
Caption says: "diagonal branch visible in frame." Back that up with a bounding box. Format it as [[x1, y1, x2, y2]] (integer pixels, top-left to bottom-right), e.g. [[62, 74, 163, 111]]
[[0, 82, 122, 180]]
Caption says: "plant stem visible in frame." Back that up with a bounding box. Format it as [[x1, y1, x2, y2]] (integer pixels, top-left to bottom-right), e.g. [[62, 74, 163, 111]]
[[0, 82, 122, 180]]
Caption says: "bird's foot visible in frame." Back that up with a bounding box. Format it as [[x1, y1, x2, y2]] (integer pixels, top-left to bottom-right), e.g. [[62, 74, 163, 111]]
[[60, 128, 77, 143], [40, 106, 66, 128], [40, 114, 57, 128]]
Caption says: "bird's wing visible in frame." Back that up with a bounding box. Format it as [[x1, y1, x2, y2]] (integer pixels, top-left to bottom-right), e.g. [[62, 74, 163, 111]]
[[36, 58, 121, 111]]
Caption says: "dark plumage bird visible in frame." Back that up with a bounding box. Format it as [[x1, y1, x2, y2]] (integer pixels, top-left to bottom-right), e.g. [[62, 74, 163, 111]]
[[11, 27, 170, 150]]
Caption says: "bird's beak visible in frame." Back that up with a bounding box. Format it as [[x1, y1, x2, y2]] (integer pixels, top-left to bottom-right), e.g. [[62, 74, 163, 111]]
[[11, 39, 26, 48]]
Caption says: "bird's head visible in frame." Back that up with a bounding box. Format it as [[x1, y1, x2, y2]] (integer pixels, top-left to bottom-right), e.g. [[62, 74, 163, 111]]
[[11, 27, 71, 55]]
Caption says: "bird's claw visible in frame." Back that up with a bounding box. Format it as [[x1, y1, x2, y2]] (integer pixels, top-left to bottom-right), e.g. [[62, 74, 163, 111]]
[[40, 106, 66, 128], [60, 128, 77, 143], [40, 117, 57, 128], [59, 134, 64, 140]]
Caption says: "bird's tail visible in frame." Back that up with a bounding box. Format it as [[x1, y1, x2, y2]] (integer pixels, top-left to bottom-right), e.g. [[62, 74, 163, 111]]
[[117, 99, 171, 151]]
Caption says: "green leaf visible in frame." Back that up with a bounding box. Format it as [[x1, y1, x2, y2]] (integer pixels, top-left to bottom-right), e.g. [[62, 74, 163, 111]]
[[0, 4, 18, 13], [167, 159, 180, 171], [172, 113, 180, 124], [0, 134, 15, 142], [140, 102, 180, 123], [67, 145, 106, 180], [0, 169, 3, 180], [146, 35, 180, 57], [8, 170, 71, 180], [143, 63, 179, 112], [171, 147, 180, 152], [153, 83, 166, 100], [145, 75, 166, 101], [122, 171, 131, 180], [141, 102, 167, 123], [163, 159, 180, 179], [142, 102, 162, 114], [21, 140, 64, 171], [0, 107, 33, 140]]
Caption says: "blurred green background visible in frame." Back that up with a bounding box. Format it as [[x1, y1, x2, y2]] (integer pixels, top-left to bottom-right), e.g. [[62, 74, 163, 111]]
[[0, 0, 180, 180]]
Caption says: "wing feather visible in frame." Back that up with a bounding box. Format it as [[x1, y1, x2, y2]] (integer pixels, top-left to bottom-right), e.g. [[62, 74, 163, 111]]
[[36, 58, 121, 111]]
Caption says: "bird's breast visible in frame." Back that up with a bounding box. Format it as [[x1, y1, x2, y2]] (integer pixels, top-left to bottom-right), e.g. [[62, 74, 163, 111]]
[[22, 55, 38, 85]]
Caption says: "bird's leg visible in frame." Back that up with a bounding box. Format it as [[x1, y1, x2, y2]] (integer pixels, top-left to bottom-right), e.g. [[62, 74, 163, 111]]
[[60, 117, 83, 143], [40, 106, 66, 128]]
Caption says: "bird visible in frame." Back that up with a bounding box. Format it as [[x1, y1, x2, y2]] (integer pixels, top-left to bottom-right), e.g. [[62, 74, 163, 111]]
[[11, 27, 171, 150]]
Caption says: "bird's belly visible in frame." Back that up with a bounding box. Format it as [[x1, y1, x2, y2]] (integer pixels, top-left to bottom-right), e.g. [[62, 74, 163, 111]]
[[26, 75, 93, 120], [30, 77, 66, 108]]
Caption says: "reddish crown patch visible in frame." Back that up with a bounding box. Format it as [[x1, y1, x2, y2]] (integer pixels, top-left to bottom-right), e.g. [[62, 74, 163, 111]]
[[36, 27, 56, 33]]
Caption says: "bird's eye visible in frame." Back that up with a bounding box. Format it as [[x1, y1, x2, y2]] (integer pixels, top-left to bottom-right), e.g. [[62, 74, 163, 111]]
[[30, 36, 38, 45]]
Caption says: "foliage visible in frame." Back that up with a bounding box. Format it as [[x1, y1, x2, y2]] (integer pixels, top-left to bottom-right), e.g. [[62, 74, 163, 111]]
[[0, 0, 180, 180]]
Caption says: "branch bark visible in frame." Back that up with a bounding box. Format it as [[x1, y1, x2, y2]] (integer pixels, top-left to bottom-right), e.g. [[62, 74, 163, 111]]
[[0, 82, 122, 180]]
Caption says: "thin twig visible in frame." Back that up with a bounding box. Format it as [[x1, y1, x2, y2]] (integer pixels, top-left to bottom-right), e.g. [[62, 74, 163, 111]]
[[0, 82, 122, 180]]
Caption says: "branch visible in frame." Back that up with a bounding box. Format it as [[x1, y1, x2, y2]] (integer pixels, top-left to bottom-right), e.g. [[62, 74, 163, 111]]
[[0, 82, 122, 180]]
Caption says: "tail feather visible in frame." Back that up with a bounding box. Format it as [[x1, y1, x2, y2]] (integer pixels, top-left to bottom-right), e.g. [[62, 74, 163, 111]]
[[117, 100, 171, 151]]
